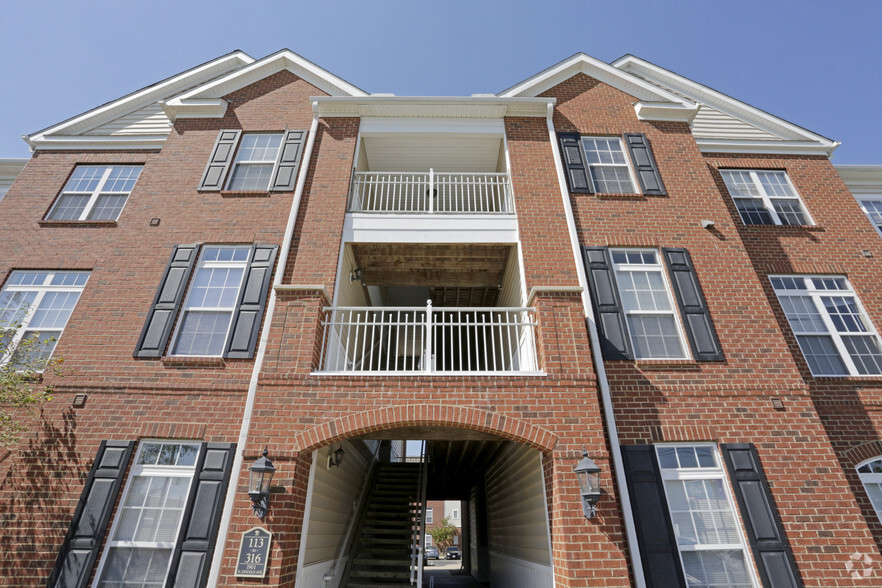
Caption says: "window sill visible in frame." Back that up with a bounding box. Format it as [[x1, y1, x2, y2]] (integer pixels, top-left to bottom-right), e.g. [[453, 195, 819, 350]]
[[811, 374, 882, 382], [160, 355, 226, 368], [38, 220, 118, 228], [219, 190, 271, 198], [739, 223, 824, 232], [632, 359, 701, 371]]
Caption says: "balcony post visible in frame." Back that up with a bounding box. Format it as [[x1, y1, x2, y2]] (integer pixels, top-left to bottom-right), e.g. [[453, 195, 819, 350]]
[[424, 299, 433, 373], [428, 168, 434, 213]]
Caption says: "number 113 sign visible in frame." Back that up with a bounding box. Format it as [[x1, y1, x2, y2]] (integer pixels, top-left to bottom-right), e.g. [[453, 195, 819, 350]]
[[235, 527, 272, 578]]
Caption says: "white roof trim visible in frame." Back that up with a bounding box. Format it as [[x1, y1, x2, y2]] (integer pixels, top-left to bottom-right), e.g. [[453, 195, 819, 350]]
[[499, 53, 692, 106], [24, 135, 168, 151], [160, 99, 229, 122], [26, 51, 254, 150], [313, 96, 554, 118], [0, 158, 28, 179], [612, 55, 838, 154], [165, 50, 367, 119], [696, 138, 839, 156], [634, 101, 699, 123], [835, 165, 882, 192]]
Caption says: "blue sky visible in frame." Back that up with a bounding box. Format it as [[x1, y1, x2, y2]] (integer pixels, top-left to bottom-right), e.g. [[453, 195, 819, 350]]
[[3, 1, 880, 162]]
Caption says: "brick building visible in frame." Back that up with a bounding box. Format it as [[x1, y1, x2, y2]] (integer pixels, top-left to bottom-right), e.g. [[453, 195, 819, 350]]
[[2, 49, 882, 587]]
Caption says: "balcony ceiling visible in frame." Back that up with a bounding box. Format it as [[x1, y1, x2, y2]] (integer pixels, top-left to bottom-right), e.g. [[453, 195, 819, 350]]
[[362, 135, 503, 172], [352, 243, 510, 289]]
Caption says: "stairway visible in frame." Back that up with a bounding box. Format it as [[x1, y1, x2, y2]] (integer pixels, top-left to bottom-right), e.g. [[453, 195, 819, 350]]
[[343, 462, 423, 588]]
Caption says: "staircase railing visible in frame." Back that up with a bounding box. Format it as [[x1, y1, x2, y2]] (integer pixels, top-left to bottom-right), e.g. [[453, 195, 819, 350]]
[[410, 441, 428, 586]]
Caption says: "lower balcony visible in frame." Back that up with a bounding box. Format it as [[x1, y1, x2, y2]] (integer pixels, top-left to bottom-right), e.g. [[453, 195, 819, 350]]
[[317, 302, 539, 375]]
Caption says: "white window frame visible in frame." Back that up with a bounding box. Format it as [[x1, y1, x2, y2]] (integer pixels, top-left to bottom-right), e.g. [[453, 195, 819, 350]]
[[451, 508, 459, 521], [656, 443, 760, 588], [721, 169, 813, 226], [92, 440, 201, 588], [425, 534, 432, 546], [169, 245, 251, 357], [581, 136, 639, 194], [0, 270, 89, 367], [855, 195, 882, 239], [610, 248, 689, 360], [226, 133, 284, 191], [856, 457, 882, 523], [426, 507, 433, 525], [46, 165, 142, 221], [770, 275, 882, 376]]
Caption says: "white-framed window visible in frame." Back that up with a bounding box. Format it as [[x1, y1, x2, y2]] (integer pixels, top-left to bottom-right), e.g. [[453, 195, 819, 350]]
[[451, 509, 459, 521], [426, 507, 433, 524], [656, 444, 758, 588], [47, 165, 142, 221], [855, 196, 882, 238], [581, 137, 638, 194], [94, 440, 201, 588], [0, 270, 89, 367], [170, 245, 251, 356], [720, 169, 811, 226], [611, 249, 688, 359], [227, 133, 284, 191], [857, 457, 882, 524], [771, 275, 882, 376], [453, 534, 458, 545]]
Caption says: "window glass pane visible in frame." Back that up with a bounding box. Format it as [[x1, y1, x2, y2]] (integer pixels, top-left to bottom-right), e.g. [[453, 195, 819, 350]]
[[681, 551, 752, 588], [236, 134, 283, 162], [158, 444, 178, 466], [88, 194, 128, 221], [12, 331, 57, 367], [139, 443, 161, 465], [756, 171, 794, 197], [591, 166, 632, 194], [721, 171, 760, 197], [735, 198, 773, 225], [822, 296, 868, 333], [628, 315, 684, 359], [64, 166, 104, 192], [103, 166, 142, 192], [228, 164, 274, 190], [0, 291, 36, 327], [50, 272, 90, 286], [795, 335, 847, 375], [842, 336, 882, 375], [177, 444, 199, 466], [657, 446, 678, 469], [696, 446, 716, 468], [861, 199, 882, 229], [173, 311, 233, 356], [677, 447, 698, 468], [99, 547, 172, 587], [29, 291, 81, 329], [187, 267, 244, 309], [771, 199, 808, 226], [49, 194, 91, 220], [779, 296, 826, 333]]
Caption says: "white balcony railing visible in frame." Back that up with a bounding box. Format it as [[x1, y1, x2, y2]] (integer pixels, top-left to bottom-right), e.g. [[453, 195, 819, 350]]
[[317, 302, 538, 374], [348, 170, 513, 214]]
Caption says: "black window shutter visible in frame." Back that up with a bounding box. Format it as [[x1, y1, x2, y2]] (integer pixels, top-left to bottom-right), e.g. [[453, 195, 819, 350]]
[[48, 440, 135, 588], [166, 442, 237, 588], [270, 130, 307, 192], [721, 444, 803, 588], [224, 244, 278, 358], [582, 246, 633, 360], [624, 133, 666, 196], [662, 248, 724, 361], [557, 132, 594, 194], [134, 245, 200, 358], [621, 445, 686, 588], [198, 130, 241, 191]]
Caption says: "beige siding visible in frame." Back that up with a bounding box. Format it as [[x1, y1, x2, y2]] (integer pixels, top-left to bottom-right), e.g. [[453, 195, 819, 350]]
[[84, 104, 172, 136], [484, 444, 550, 565], [303, 441, 371, 566], [691, 105, 780, 141], [497, 248, 524, 308], [336, 246, 368, 307]]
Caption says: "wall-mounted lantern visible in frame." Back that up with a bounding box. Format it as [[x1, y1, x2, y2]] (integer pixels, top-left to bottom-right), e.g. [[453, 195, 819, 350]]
[[328, 445, 345, 469], [248, 447, 276, 519], [574, 449, 601, 519]]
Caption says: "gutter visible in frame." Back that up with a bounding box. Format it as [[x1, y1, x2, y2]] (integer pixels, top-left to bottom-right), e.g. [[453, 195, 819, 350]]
[[544, 103, 647, 587], [207, 101, 322, 586]]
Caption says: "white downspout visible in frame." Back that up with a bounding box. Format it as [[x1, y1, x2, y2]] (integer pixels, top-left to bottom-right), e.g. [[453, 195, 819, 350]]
[[207, 102, 322, 586], [543, 102, 647, 587]]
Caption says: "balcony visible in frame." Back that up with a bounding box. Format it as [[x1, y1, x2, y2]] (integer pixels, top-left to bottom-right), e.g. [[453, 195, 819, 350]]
[[348, 170, 513, 214], [317, 301, 538, 375]]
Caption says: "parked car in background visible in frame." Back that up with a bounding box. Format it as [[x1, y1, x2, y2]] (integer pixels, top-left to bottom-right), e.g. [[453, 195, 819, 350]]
[[445, 546, 461, 560], [425, 546, 439, 560]]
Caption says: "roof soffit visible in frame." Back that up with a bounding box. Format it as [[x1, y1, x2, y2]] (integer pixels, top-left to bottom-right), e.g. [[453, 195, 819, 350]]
[[26, 51, 255, 150], [612, 54, 839, 154]]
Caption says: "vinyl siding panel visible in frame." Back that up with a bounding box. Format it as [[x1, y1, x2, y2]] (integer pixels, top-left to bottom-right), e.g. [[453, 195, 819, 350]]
[[497, 248, 524, 308], [84, 104, 172, 136], [691, 105, 780, 141]]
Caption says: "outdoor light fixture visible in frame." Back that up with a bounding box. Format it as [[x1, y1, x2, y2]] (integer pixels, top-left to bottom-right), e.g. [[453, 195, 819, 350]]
[[328, 445, 345, 469], [574, 449, 601, 519], [349, 267, 364, 284], [248, 447, 276, 519]]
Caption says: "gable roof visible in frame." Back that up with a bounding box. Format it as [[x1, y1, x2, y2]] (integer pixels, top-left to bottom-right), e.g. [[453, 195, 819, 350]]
[[25, 51, 255, 151], [611, 55, 839, 156]]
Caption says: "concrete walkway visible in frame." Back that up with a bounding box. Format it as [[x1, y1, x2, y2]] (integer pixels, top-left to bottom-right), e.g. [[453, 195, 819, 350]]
[[423, 567, 483, 587]]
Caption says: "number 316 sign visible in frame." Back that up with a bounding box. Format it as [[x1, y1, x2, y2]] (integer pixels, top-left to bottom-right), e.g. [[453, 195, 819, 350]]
[[235, 527, 272, 578]]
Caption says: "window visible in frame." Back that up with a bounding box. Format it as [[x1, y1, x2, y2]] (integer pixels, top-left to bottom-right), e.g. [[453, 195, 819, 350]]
[[227, 133, 284, 190], [581, 137, 637, 194], [611, 249, 687, 359], [47, 165, 141, 221], [451, 508, 459, 521], [656, 444, 758, 588], [0, 270, 89, 367], [171, 246, 251, 356], [426, 507, 433, 524], [771, 275, 882, 376], [857, 457, 882, 523], [453, 534, 458, 545], [856, 196, 882, 237], [721, 170, 810, 226], [94, 441, 200, 588], [425, 534, 432, 546]]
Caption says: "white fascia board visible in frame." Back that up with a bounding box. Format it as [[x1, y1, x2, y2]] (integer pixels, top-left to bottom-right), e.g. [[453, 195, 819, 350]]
[[835, 165, 882, 192], [159, 98, 229, 122], [358, 117, 505, 135], [613, 55, 838, 150], [170, 50, 368, 104], [25, 134, 167, 151], [696, 138, 840, 156], [498, 53, 691, 106], [0, 158, 28, 179], [27, 52, 253, 145], [343, 213, 519, 244], [314, 96, 553, 118], [634, 101, 700, 123]]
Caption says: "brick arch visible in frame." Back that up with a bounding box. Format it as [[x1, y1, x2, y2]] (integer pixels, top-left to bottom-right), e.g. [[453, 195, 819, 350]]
[[844, 440, 882, 469], [292, 404, 558, 453]]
